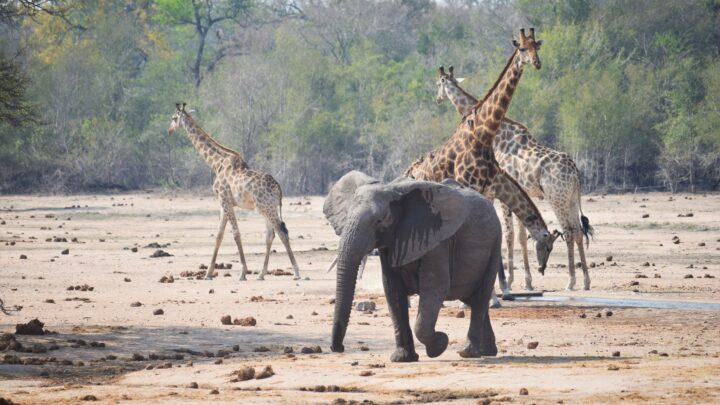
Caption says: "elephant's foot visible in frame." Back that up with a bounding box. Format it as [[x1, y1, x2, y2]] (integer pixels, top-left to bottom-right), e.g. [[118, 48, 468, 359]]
[[424, 332, 449, 358], [390, 347, 418, 362], [331, 343, 344, 353], [501, 293, 515, 301], [458, 341, 498, 358]]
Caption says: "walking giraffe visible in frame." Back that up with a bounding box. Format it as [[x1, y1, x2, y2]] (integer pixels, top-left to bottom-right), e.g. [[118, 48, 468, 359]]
[[405, 29, 560, 296], [434, 65, 594, 290], [167, 103, 301, 281]]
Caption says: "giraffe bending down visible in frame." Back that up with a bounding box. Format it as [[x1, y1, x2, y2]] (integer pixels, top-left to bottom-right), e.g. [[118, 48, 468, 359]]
[[405, 29, 560, 299], [167, 103, 301, 281], [435, 65, 594, 290]]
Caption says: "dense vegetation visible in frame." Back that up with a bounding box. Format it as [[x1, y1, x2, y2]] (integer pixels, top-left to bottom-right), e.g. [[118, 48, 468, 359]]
[[0, 0, 718, 194]]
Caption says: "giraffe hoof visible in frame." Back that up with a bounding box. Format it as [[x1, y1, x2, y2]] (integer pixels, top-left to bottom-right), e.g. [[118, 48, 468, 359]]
[[257, 276, 265, 281], [293, 276, 301, 281]]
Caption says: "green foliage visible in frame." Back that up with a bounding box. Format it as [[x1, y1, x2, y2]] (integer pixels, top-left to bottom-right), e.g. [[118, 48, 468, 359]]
[[0, 0, 718, 193]]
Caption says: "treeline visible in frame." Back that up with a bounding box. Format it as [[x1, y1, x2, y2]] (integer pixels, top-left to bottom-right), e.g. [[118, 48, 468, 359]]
[[0, 0, 718, 194]]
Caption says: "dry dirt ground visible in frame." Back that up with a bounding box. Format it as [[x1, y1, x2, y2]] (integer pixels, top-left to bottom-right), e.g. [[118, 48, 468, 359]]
[[0, 191, 718, 404]]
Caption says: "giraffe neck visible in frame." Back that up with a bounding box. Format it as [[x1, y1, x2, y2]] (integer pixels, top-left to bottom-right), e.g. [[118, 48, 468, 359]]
[[445, 82, 477, 117], [492, 171, 548, 239], [180, 114, 243, 173], [469, 49, 525, 148]]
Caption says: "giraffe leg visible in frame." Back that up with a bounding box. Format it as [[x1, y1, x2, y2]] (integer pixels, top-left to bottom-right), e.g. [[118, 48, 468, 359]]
[[501, 204, 514, 290], [565, 231, 576, 290], [576, 232, 591, 290], [225, 207, 249, 281], [206, 212, 228, 280], [258, 220, 275, 281], [517, 223, 533, 291], [274, 219, 301, 280]]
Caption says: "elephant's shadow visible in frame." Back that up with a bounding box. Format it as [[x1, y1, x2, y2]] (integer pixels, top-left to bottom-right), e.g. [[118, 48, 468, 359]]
[[438, 355, 638, 365]]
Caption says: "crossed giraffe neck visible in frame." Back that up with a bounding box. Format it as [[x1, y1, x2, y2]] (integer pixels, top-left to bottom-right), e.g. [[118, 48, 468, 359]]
[[178, 112, 248, 173]]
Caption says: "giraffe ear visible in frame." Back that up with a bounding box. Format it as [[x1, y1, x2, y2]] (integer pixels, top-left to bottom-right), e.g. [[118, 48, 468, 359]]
[[448, 65, 454, 76], [181, 102, 187, 111], [456, 77, 465, 83], [512, 39, 520, 48], [175, 103, 180, 110], [438, 65, 445, 76], [535, 40, 543, 47]]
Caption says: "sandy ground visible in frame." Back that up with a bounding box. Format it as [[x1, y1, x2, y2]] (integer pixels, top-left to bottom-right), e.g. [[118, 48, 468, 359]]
[[0, 190, 719, 404]]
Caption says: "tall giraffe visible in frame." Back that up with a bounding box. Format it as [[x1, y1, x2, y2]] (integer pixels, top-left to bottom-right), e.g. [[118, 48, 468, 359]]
[[405, 29, 560, 281], [435, 65, 594, 290], [167, 103, 301, 281]]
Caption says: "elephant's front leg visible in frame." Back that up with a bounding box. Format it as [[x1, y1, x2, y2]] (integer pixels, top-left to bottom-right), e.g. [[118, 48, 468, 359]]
[[415, 252, 451, 358], [381, 260, 418, 363]]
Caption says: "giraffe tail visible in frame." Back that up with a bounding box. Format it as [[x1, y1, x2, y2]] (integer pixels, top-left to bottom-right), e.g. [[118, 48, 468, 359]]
[[578, 190, 594, 248], [277, 187, 289, 237]]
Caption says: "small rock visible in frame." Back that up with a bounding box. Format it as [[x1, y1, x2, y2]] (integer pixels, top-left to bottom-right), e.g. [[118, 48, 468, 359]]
[[209, 289, 214, 294], [283, 346, 294, 354], [612, 351, 620, 357], [132, 353, 145, 361], [699, 242, 706, 247], [579, 313, 587, 319], [130, 302, 142, 307], [635, 274, 648, 278], [45, 299, 55, 304], [684, 274, 694, 279], [359, 370, 373, 377], [209, 389, 219, 395], [81, 395, 98, 401], [654, 274, 662, 278], [300, 346, 322, 354], [19, 254, 27, 259], [286, 315, 293, 319], [214, 359, 223, 365], [360, 346, 369, 351], [607, 364, 619, 371], [605, 255, 613, 262], [233, 317, 256, 326], [130, 247, 138, 252], [704, 274, 715, 279], [153, 309, 164, 315], [355, 301, 376, 311], [124, 277, 131, 282], [455, 310, 465, 318], [311, 311, 318, 316], [253, 346, 270, 352], [659, 352, 669, 357], [232, 345, 240, 351], [605, 310, 613, 317], [255, 365, 275, 379], [519, 388, 529, 395], [15, 319, 45, 335], [150, 249, 172, 258], [648, 350, 658, 354], [237, 367, 255, 381], [220, 315, 232, 325], [526, 341, 539, 350], [629, 280, 639, 286], [641, 214, 649, 218], [61, 249, 69, 255], [188, 382, 198, 389]]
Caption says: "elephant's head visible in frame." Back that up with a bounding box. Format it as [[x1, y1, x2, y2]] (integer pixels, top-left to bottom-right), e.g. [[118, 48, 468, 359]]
[[323, 171, 468, 353]]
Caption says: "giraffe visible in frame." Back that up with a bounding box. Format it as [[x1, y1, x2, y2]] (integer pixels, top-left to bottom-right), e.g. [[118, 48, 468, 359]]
[[435, 65, 594, 291], [405, 29, 561, 295], [167, 103, 301, 281]]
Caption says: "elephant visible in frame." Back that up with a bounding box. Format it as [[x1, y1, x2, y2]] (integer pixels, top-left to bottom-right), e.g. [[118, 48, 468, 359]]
[[323, 171, 503, 362]]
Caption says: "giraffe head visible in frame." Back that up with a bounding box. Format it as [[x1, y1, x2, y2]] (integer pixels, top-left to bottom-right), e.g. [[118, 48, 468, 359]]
[[512, 28, 543, 70], [535, 229, 562, 275], [168, 102, 188, 135], [435, 65, 465, 104]]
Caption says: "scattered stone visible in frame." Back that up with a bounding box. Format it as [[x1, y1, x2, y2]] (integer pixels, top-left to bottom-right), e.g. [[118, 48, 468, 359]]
[[214, 359, 223, 365], [659, 352, 669, 357], [455, 310, 465, 318], [519, 388, 529, 395], [45, 299, 55, 304], [359, 370, 373, 377], [150, 249, 172, 258], [589, 262, 596, 268], [209, 389, 219, 395], [283, 346, 294, 354], [526, 341, 539, 350], [237, 367, 255, 381], [607, 364, 619, 371], [654, 274, 662, 278], [641, 214, 649, 218], [130, 302, 142, 307], [132, 353, 145, 361], [255, 365, 275, 379], [153, 309, 164, 315], [605, 255, 613, 262], [19, 254, 27, 260], [628, 280, 639, 286], [355, 301, 376, 311], [648, 350, 658, 355], [253, 346, 270, 353], [360, 346, 370, 351], [300, 346, 322, 354], [159, 275, 175, 283], [81, 395, 98, 401], [579, 313, 587, 319], [605, 310, 613, 317], [233, 317, 256, 326], [635, 274, 648, 278], [311, 311, 318, 316], [130, 247, 138, 253], [612, 351, 620, 357], [286, 314, 294, 319], [124, 277, 131, 282], [684, 274, 694, 279], [329, 298, 336, 304], [15, 319, 45, 335], [232, 345, 240, 352], [704, 274, 715, 278], [208, 289, 214, 294], [61, 249, 69, 255], [221, 315, 232, 325], [188, 382, 198, 389], [699, 242, 706, 247]]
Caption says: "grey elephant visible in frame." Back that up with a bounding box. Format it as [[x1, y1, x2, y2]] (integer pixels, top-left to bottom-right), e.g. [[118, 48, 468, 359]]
[[323, 171, 502, 362]]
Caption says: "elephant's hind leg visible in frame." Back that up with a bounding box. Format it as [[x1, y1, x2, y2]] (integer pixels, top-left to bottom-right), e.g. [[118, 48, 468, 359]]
[[459, 248, 500, 358]]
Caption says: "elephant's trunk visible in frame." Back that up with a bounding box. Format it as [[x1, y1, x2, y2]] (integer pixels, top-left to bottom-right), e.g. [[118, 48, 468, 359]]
[[331, 225, 365, 353]]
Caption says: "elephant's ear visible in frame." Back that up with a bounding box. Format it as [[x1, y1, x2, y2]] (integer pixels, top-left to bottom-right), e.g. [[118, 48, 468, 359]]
[[323, 171, 379, 236], [387, 180, 468, 267]]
